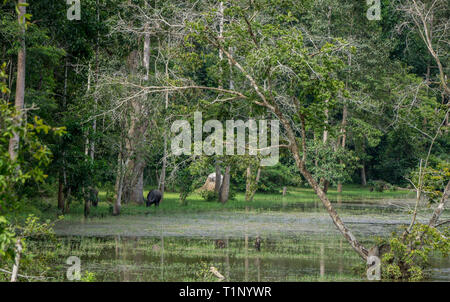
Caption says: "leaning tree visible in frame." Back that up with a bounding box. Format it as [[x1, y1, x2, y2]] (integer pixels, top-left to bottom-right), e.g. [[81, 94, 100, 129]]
[[135, 0, 370, 259]]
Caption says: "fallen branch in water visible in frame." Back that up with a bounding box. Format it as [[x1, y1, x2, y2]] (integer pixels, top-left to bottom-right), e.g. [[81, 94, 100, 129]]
[[10, 238, 22, 282], [0, 268, 47, 281], [435, 219, 450, 228], [210, 266, 225, 280]]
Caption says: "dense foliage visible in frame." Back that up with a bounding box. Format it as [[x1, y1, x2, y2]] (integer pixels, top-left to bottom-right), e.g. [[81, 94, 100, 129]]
[[0, 0, 448, 281]]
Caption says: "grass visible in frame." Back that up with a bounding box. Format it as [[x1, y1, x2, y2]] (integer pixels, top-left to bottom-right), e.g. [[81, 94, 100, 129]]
[[5, 185, 448, 282], [41, 184, 414, 221], [1, 185, 423, 282]]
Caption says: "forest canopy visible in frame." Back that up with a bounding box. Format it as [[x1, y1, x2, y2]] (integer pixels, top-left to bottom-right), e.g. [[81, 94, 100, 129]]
[[0, 0, 449, 282]]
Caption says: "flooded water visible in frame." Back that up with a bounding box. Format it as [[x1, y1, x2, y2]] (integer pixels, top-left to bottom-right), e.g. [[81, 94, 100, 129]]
[[48, 197, 449, 281], [44, 235, 358, 281]]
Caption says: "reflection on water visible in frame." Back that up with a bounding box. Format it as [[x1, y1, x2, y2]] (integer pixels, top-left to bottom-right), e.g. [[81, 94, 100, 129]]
[[57, 235, 350, 281], [50, 196, 449, 282], [47, 234, 449, 282]]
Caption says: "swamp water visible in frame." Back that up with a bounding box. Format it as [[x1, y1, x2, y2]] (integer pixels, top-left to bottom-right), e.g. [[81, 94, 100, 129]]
[[43, 196, 449, 281]]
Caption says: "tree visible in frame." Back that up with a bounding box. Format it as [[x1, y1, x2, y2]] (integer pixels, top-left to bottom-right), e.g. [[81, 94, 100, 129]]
[[8, 0, 28, 160], [181, 0, 370, 259], [397, 0, 449, 97]]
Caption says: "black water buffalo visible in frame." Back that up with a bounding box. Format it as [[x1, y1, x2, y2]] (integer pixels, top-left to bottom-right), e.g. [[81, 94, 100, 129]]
[[83, 187, 99, 217], [146, 189, 162, 207]]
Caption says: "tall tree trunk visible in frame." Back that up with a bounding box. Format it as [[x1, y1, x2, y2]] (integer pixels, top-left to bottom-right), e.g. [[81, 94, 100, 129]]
[[218, 1, 224, 88], [122, 18, 153, 203], [321, 99, 329, 193], [59, 58, 68, 212], [337, 49, 351, 193], [89, 1, 100, 161], [358, 139, 367, 187], [159, 39, 170, 198], [361, 165, 367, 186], [114, 168, 124, 216], [214, 162, 222, 193], [254, 167, 261, 200], [114, 142, 125, 215], [130, 171, 144, 205], [84, 195, 91, 218], [159, 135, 167, 195], [215, 0, 227, 194], [323, 180, 330, 194], [219, 166, 230, 203], [10, 238, 22, 282], [85, 63, 92, 156], [121, 47, 149, 204], [143, 14, 151, 80], [63, 57, 68, 107], [323, 100, 329, 144], [245, 166, 261, 202], [217, 38, 368, 260], [8, 0, 26, 160], [245, 166, 251, 200], [64, 187, 71, 214], [337, 104, 348, 193], [58, 174, 65, 211], [122, 148, 145, 204], [83, 60, 94, 216]]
